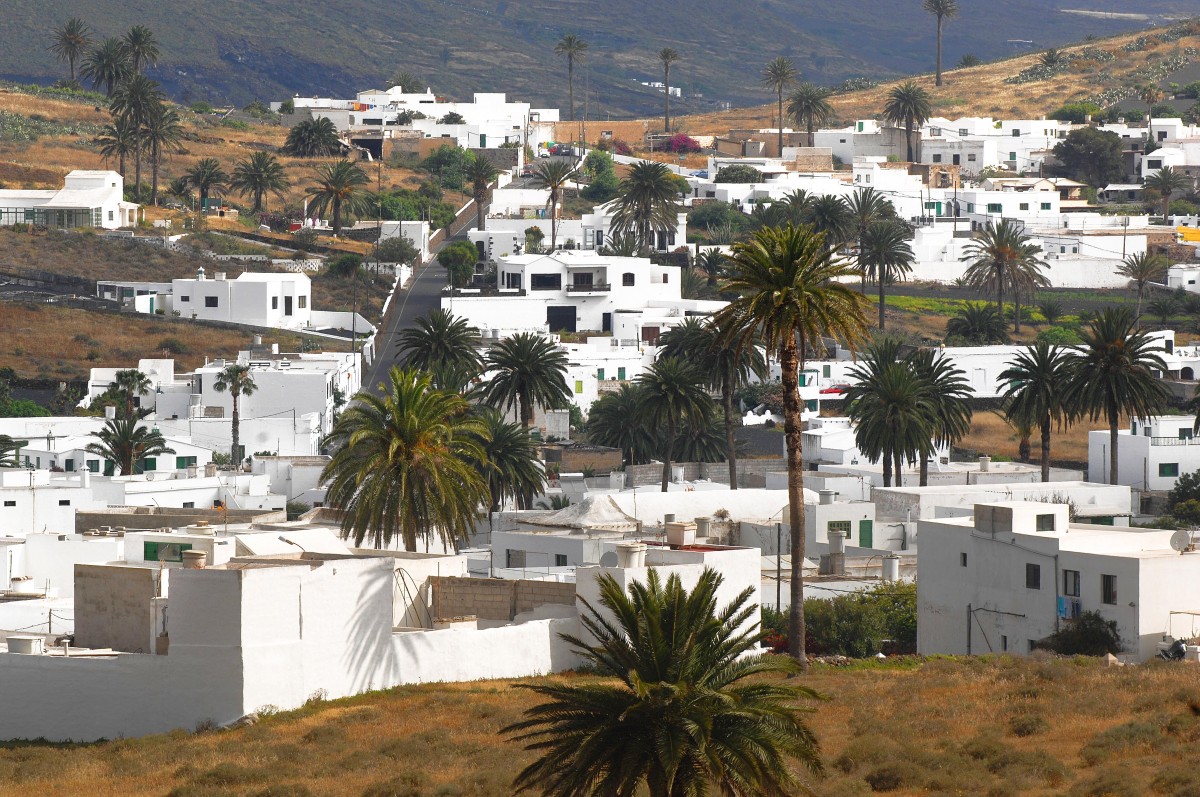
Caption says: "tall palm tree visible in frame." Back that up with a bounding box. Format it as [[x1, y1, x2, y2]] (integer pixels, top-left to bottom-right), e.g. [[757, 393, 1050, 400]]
[[636, 357, 716, 492], [960, 218, 1037, 330], [923, 0, 959, 86], [182, 157, 229, 215], [1064, 308, 1171, 485], [610, 161, 681, 251], [121, 25, 160, 74], [282, 117, 342, 157], [464, 155, 498, 231], [694, 248, 727, 288], [506, 568, 822, 796], [142, 103, 183, 205], [483, 332, 571, 429], [531, 159, 577, 250], [882, 81, 932, 163], [713, 224, 870, 663], [761, 57, 799, 156], [0, 435, 24, 468], [84, 416, 175, 476], [110, 369, 151, 420], [908, 348, 972, 485], [780, 188, 814, 224], [999, 343, 1074, 482], [786, 82, 833, 145], [96, 116, 137, 176], [586, 384, 655, 466], [860, 220, 914, 329], [396, 308, 483, 392], [1117, 251, 1167, 322], [1141, 84, 1164, 146], [470, 408, 546, 512], [554, 34, 588, 122], [49, 18, 92, 83], [1144, 165, 1191, 222], [945, 301, 1010, 344], [804, 193, 854, 249], [307, 160, 372, 237], [659, 48, 680, 132], [81, 38, 132, 96], [213, 364, 257, 468], [846, 350, 935, 488], [110, 74, 165, 198], [321, 368, 487, 550], [231, 152, 290, 213]]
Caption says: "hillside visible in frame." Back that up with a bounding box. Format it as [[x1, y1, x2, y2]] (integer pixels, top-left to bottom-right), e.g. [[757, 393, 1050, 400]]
[[1, 656, 1199, 795], [1, 2, 1193, 115]]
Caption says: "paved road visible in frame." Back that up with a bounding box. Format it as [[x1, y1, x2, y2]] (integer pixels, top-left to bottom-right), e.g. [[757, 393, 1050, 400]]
[[362, 249, 452, 395]]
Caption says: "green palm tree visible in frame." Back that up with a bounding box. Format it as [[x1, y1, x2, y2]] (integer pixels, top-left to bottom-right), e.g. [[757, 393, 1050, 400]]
[[694, 248, 726, 288], [110, 368, 151, 420], [882, 81, 932, 162], [464, 155, 498, 231], [483, 332, 571, 429], [611, 161, 681, 251], [945, 301, 1009, 344], [999, 343, 1074, 482], [1038, 300, 1064, 326], [672, 413, 727, 463], [761, 57, 799, 156], [713, 224, 870, 663], [636, 357, 717, 492], [307, 160, 372, 237], [1141, 84, 1164, 147], [182, 157, 229, 219], [1064, 308, 1171, 485], [1144, 165, 1191, 222], [860, 220, 914, 330], [321, 368, 487, 550], [961, 218, 1036, 329], [847, 354, 933, 488], [554, 34, 588, 122], [780, 188, 814, 224], [143, 102, 183, 205], [786, 82, 833, 145], [213, 364, 257, 468], [96, 116, 137, 176], [81, 38, 132, 96], [470, 408, 547, 512], [506, 567, 822, 796], [908, 348, 973, 485], [847, 187, 895, 289], [1117, 251, 1168, 322], [1148, 296, 1178, 326], [231, 152, 290, 213], [84, 416, 175, 476], [586, 384, 655, 466], [0, 435, 24, 468], [1006, 242, 1049, 334], [110, 74, 165, 198], [49, 18, 92, 83], [659, 47, 680, 132], [531, 159, 577, 250], [282, 117, 341, 157], [804, 193, 854, 249], [121, 25, 160, 74], [396, 308, 483, 392], [923, 0, 959, 86]]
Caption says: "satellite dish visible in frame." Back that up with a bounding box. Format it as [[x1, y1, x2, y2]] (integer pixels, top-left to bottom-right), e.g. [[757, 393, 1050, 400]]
[[1170, 529, 1193, 553], [599, 552, 619, 568]]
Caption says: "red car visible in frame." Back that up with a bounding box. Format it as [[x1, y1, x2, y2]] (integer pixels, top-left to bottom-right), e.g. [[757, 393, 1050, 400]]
[[819, 383, 852, 395]]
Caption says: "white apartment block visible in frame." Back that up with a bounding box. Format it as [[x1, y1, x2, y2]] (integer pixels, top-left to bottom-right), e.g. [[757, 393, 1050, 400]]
[[0, 170, 138, 229], [1089, 415, 1200, 491]]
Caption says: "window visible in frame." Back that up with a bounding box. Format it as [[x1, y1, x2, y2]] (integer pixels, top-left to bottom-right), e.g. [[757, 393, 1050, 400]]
[[596, 368, 605, 381], [179, 295, 190, 302], [2, 501, 14, 507], [987, 203, 1003, 213], [622, 272, 635, 286], [1063, 569, 1080, 597], [1041, 203, 1052, 210], [967, 154, 976, 162], [87, 460, 100, 472], [594, 231, 604, 247], [108, 210, 114, 221], [64, 459, 74, 472], [530, 274, 562, 291], [554, 554, 568, 567], [139, 458, 157, 472], [505, 549, 527, 568], [575, 380, 583, 394], [960, 552, 968, 567], [144, 542, 193, 563], [58, 499, 71, 506], [1148, 159, 1162, 170], [204, 296, 218, 308], [298, 296, 307, 309], [1001, 635, 1008, 651], [1009, 152, 1016, 161], [827, 520, 851, 540], [1019, 203, 1029, 211], [966, 203, 975, 212], [1160, 463, 1180, 478], [176, 456, 197, 469], [1026, 563, 1041, 589], [1036, 514, 1056, 532], [1101, 574, 1117, 605], [932, 154, 942, 163], [1012, 129, 1020, 137], [271, 297, 279, 310], [1180, 429, 1194, 441], [959, 128, 968, 136]]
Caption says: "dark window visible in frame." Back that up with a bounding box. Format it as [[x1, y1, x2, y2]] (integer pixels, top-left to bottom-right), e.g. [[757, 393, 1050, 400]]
[[204, 296, 218, 308], [144, 542, 193, 563], [271, 297, 278, 310], [182, 501, 195, 509], [64, 459, 74, 472], [1036, 514, 1056, 532], [554, 554, 568, 567], [2, 501, 14, 507], [1063, 569, 1080, 597], [58, 499, 70, 506], [1026, 563, 1041, 590], [623, 273, 635, 286], [960, 552, 968, 567], [1001, 635, 1008, 651], [932, 154, 942, 163], [1102, 574, 1117, 605], [176, 456, 197, 469], [179, 295, 190, 302], [1160, 463, 1180, 478], [987, 203, 1003, 213], [530, 273, 562, 291]]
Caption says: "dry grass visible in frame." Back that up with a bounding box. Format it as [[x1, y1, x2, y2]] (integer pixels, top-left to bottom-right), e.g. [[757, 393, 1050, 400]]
[[963, 410, 1101, 466], [3, 656, 1200, 796]]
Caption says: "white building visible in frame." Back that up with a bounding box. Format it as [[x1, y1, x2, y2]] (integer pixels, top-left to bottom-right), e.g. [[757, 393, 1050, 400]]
[[917, 501, 1200, 661], [871, 481, 1134, 525], [0, 170, 138, 229], [1089, 415, 1200, 491]]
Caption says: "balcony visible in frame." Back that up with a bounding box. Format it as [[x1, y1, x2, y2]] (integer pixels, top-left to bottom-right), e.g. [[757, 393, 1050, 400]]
[[1150, 436, 1200, 446], [566, 283, 611, 294]]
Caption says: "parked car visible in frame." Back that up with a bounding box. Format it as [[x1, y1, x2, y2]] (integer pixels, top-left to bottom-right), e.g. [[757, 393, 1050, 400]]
[[692, 170, 709, 179], [819, 383, 852, 395]]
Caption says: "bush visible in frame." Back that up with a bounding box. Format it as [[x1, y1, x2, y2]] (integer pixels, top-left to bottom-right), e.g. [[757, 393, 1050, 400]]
[[1167, 469, 1200, 513], [1009, 713, 1050, 737], [292, 228, 319, 248], [1036, 326, 1081, 345], [687, 201, 750, 233], [1050, 102, 1104, 124], [714, 165, 762, 183], [326, 254, 364, 278], [1032, 611, 1122, 656], [376, 236, 419, 265], [437, 240, 478, 288], [805, 582, 917, 657], [664, 133, 701, 153], [864, 761, 925, 792], [157, 338, 190, 355]]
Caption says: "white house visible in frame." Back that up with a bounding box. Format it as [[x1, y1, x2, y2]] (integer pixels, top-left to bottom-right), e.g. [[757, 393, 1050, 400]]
[[917, 501, 1200, 661], [0, 170, 138, 229], [871, 481, 1134, 525], [1088, 415, 1200, 491]]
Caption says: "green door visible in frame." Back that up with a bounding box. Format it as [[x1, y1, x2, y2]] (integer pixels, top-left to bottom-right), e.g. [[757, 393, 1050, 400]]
[[859, 519, 873, 548]]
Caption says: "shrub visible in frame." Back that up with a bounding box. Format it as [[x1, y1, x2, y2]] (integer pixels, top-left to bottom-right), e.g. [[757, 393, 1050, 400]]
[[1008, 713, 1050, 737], [664, 133, 701, 153], [326, 254, 364, 278], [156, 338, 190, 355], [1036, 326, 1081, 345], [1050, 102, 1105, 124], [1032, 611, 1122, 656], [437, 240, 478, 288], [714, 164, 762, 183], [1167, 469, 1200, 513], [864, 761, 925, 792]]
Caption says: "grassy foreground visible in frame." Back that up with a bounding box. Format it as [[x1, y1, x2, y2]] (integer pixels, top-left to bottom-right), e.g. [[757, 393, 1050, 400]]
[[4, 656, 1200, 796]]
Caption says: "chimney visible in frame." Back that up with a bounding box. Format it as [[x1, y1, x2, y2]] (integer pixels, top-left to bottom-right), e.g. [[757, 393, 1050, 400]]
[[819, 489, 835, 505], [181, 550, 208, 569], [978, 456, 991, 472], [104, 405, 116, 420]]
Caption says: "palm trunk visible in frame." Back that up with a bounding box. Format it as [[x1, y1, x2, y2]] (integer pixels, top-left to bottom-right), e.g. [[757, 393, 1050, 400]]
[[779, 335, 807, 666], [550, 195, 558, 250], [661, 417, 675, 492], [777, 92, 784, 156], [1013, 284, 1022, 334], [1041, 413, 1051, 483], [723, 381, 738, 489], [567, 60, 575, 122], [894, 448, 904, 488], [878, 267, 886, 329], [664, 65, 671, 133], [231, 394, 240, 469], [906, 121, 914, 162], [920, 452, 929, 486], [1135, 286, 1144, 325], [476, 189, 486, 231], [882, 449, 893, 488], [1109, 412, 1119, 485], [935, 16, 944, 86], [996, 265, 1005, 323], [134, 140, 143, 203], [333, 197, 342, 237], [520, 395, 533, 429], [151, 142, 160, 206]]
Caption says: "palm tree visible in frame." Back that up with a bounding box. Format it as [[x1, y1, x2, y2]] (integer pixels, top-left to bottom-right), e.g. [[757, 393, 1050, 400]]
[[49, 18, 92, 83], [396, 308, 483, 392], [506, 567, 822, 796], [110, 74, 165, 198], [110, 368, 151, 420], [636, 357, 716, 492], [483, 332, 571, 429], [694, 248, 726, 288], [1117, 251, 1167, 322], [1141, 84, 1164, 146], [780, 188, 814, 224], [610, 161, 681, 251], [761, 57, 799, 156], [231, 152, 290, 213], [96, 116, 137, 176], [860, 220, 914, 329], [1148, 296, 1179, 326], [882, 81, 932, 163], [464, 155, 498, 231], [945, 301, 1009, 344], [847, 187, 896, 289], [586, 384, 655, 466], [805, 193, 854, 249], [182, 157, 229, 215], [307, 160, 372, 237], [470, 408, 546, 512], [1006, 242, 1049, 334], [321, 368, 487, 550], [1065, 308, 1171, 485], [282, 117, 341, 157], [846, 349, 935, 488], [84, 416, 175, 476], [213, 364, 257, 469], [1144, 165, 1191, 222], [786, 82, 833, 145], [121, 25, 160, 74], [908, 349, 972, 485], [1000, 343, 1074, 482], [142, 103, 182, 205], [658, 48, 680, 132], [554, 34, 588, 122], [961, 218, 1036, 330], [81, 38, 132, 96], [1037, 299, 1064, 326], [923, 0, 959, 86], [531, 160, 577, 250], [713, 224, 870, 663], [0, 435, 24, 468]]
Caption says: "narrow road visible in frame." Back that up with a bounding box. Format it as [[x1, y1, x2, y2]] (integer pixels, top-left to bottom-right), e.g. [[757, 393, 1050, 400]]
[[363, 248, 451, 394]]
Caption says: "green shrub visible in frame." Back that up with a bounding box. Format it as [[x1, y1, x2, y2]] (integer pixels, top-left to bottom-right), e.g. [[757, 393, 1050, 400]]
[[864, 760, 925, 792], [156, 337, 190, 355], [1032, 611, 1122, 657], [714, 165, 762, 183], [1008, 713, 1050, 737], [1036, 325, 1081, 345]]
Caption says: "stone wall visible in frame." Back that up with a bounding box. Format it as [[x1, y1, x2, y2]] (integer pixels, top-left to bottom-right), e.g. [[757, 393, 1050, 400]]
[[428, 576, 576, 622]]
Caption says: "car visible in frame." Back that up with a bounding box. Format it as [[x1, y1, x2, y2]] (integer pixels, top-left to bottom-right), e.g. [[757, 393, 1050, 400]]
[[520, 166, 537, 177], [537, 151, 550, 158], [819, 383, 852, 395], [692, 170, 709, 179]]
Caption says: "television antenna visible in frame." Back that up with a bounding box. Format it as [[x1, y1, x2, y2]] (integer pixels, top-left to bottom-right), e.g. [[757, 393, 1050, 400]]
[[1170, 529, 1194, 554]]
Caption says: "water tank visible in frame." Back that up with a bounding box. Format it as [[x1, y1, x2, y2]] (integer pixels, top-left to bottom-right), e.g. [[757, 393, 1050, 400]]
[[615, 541, 647, 568], [665, 521, 696, 548], [819, 489, 835, 505], [829, 529, 846, 555], [182, 550, 208, 569], [978, 456, 991, 472], [882, 554, 900, 582], [695, 517, 712, 538], [6, 635, 44, 655], [663, 513, 676, 523]]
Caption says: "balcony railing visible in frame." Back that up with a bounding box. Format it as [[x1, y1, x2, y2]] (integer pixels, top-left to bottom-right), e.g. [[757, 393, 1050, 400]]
[[1150, 436, 1200, 446], [566, 283, 611, 293]]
